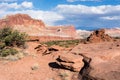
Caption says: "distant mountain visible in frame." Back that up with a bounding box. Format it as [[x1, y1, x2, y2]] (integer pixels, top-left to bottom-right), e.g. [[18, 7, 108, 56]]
[[77, 28, 120, 39], [76, 29, 91, 39], [105, 28, 120, 38], [0, 14, 77, 42]]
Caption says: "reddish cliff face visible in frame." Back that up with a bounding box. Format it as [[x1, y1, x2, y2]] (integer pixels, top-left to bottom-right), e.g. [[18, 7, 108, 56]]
[[46, 25, 77, 38], [0, 14, 45, 28], [0, 14, 77, 41]]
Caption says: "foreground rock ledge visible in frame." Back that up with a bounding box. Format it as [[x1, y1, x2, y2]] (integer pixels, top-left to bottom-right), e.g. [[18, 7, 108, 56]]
[[57, 53, 84, 72], [71, 41, 120, 80]]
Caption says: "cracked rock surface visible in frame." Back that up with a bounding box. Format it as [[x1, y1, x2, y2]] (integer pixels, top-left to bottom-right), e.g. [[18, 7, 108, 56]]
[[71, 40, 120, 80]]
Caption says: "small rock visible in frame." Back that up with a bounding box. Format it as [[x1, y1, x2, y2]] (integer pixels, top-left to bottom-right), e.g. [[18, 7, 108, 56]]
[[31, 63, 39, 70]]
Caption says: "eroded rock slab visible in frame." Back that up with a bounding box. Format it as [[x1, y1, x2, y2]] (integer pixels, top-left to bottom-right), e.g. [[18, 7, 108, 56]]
[[57, 53, 84, 72], [71, 40, 120, 80]]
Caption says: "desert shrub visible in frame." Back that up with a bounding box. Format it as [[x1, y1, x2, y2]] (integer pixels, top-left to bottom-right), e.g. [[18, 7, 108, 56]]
[[0, 27, 27, 47], [0, 42, 6, 49], [0, 27, 12, 41], [0, 27, 27, 57], [42, 39, 80, 48], [0, 48, 18, 57]]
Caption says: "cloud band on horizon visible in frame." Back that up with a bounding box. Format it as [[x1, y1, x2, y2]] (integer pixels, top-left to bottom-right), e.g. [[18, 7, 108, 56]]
[[0, 1, 120, 30]]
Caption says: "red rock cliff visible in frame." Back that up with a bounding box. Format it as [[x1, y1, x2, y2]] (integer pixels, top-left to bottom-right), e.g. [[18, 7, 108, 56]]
[[0, 14, 77, 41], [0, 14, 45, 28]]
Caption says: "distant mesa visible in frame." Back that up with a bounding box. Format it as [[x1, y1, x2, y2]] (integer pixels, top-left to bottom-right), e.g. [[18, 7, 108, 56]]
[[0, 14, 77, 42], [0, 14, 119, 42], [105, 28, 120, 38]]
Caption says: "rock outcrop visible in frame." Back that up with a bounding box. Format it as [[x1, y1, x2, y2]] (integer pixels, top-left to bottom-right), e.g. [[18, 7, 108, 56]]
[[87, 29, 113, 43], [57, 53, 84, 72], [71, 40, 120, 80], [35, 44, 64, 55], [35, 44, 48, 55]]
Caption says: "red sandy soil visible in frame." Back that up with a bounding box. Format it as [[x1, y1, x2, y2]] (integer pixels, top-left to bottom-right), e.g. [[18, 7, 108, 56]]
[[0, 39, 120, 80], [0, 42, 61, 80]]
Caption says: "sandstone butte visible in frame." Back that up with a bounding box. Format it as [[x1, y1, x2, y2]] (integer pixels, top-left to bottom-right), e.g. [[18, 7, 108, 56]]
[[0, 14, 77, 42], [87, 29, 114, 43]]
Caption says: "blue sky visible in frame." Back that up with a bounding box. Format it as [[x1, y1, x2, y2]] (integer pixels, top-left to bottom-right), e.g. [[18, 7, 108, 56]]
[[0, 0, 120, 30]]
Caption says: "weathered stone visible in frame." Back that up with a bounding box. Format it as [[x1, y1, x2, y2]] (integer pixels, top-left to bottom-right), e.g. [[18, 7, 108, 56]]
[[57, 53, 84, 72], [71, 41, 120, 80]]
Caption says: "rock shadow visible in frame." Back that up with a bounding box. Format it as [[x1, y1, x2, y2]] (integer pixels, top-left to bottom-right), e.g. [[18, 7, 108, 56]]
[[49, 62, 61, 69]]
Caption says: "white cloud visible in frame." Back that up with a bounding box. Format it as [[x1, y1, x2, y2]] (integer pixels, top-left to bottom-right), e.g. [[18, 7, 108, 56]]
[[55, 4, 120, 14], [100, 16, 120, 20], [21, 10, 64, 25], [54, 4, 120, 29], [21, 1, 33, 8], [0, 1, 120, 29], [67, 0, 101, 2], [0, 1, 33, 10], [0, 10, 64, 26], [0, 1, 64, 25]]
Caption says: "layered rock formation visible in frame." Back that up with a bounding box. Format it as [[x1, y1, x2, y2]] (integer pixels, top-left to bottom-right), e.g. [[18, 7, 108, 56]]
[[70, 40, 120, 80], [87, 29, 114, 43], [57, 53, 84, 72], [46, 25, 76, 38], [0, 14, 77, 42]]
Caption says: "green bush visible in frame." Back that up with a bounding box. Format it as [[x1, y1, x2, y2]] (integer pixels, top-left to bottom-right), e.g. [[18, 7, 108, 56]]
[[42, 39, 80, 48], [0, 27, 27, 47], [0, 42, 6, 49], [0, 48, 18, 57], [0, 27, 27, 57]]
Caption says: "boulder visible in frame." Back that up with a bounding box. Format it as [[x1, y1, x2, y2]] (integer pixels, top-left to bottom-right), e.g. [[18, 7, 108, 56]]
[[57, 53, 84, 72]]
